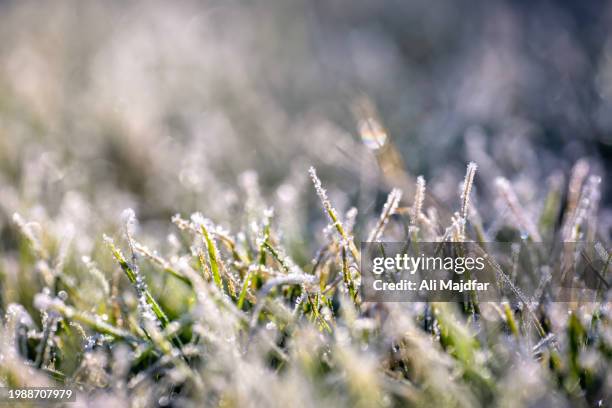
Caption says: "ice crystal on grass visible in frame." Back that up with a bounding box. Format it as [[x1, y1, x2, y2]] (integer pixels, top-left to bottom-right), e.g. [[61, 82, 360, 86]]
[[460, 162, 478, 222], [344, 207, 358, 235], [358, 117, 388, 150], [121, 208, 138, 252], [367, 188, 401, 242], [495, 177, 542, 242], [411, 176, 426, 226], [458, 162, 478, 239], [103, 234, 168, 330], [309, 166, 360, 263], [12, 213, 47, 259], [309, 167, 339, 229], [82, 256, 110, 297]]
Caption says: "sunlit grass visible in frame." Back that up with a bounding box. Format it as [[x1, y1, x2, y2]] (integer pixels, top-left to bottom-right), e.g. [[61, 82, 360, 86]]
[[0, 161, 609, 407]]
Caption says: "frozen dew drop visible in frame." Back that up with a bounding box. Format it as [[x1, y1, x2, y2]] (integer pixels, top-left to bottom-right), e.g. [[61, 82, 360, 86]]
[[358, 117, 387, 150], [58, 290, 68, 301]]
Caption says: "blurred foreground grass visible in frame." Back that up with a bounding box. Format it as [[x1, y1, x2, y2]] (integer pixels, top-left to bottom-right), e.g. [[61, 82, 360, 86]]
[[1, 158, 610, 407]]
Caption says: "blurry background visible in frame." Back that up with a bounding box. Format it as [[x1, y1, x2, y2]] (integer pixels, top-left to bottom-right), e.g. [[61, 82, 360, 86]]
[[0, 0, 611, 254]]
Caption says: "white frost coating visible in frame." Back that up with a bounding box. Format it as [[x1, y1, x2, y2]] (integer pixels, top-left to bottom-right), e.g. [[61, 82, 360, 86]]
[[6, 303, 35, 328], [34, 292, 60, 311], [309, 166, 350, 245], [190, 212, 206, 227], [249, 273, 319, 331], [495, 177, 542, 242], [460, 162, 478, 221], [411, 176, 426, 226], [368, 188, 402, 242], [102, 233, 114, 245], [595, 242, 609, 261], [121, 208, 138, 236]]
